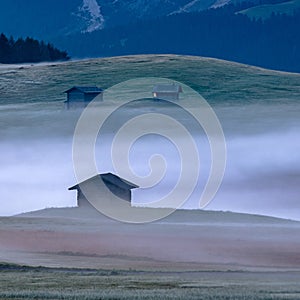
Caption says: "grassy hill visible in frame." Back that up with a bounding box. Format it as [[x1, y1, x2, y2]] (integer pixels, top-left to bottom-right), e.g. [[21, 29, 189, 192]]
[[17, 206, 299, 225], [1, 55, 300, 219], [1, 54, 300, 105], [1, 55, 300, 299]]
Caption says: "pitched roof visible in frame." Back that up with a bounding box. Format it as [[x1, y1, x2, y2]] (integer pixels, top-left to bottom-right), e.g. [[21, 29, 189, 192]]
[[68, 173, 139, 191], [64, 86, 103, 94], [153, 83, 183, 93]]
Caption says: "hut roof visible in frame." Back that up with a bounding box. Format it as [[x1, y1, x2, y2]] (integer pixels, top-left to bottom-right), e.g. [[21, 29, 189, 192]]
[[68, 173, 139, 191], [64, 86, 103, 94], [153, 83, 183, 93]]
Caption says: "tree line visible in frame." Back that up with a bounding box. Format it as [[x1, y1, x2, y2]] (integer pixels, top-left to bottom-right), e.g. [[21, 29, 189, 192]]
[[60, 4, 300, 73], [0, 33, 69, 64]]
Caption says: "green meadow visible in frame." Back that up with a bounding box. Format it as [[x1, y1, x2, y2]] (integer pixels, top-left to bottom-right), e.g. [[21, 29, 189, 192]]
[[1, 54, 300, 105], [1, 263, 300, 300]]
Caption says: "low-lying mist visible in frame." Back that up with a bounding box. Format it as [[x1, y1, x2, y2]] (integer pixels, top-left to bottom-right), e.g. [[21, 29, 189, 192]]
[[1, 100, 299, 220]]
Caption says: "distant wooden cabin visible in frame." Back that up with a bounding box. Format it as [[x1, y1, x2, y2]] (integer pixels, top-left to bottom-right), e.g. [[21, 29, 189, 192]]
[[64, 86, 103, 109], [68, 173, 139, 209], [152, 83, 183, 101]]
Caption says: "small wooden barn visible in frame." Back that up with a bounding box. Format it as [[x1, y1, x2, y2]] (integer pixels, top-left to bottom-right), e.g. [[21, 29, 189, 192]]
[[64, 86, 103, 109], [68, 173, 139, 209], [152, 83, 183, 101]]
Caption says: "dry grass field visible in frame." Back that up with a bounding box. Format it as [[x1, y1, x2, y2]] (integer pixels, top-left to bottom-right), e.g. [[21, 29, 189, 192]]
[[1, 208, 300, 299]]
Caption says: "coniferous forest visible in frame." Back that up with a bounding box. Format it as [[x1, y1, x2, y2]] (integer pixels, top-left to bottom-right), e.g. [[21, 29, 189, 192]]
[[59, 4, 300, 72], [0, 34, 69, 64], [0, 2, 299, 72]]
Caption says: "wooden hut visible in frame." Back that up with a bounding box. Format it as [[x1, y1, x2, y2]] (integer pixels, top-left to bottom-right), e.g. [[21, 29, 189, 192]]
[[64, 86, 103, 109], [68, 173, 139, 209], [152, 83, 183, 101]]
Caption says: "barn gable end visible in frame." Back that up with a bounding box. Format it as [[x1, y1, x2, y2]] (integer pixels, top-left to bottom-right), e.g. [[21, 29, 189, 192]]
[[64, 86, 103, 109], [68, 173, 139, 209]]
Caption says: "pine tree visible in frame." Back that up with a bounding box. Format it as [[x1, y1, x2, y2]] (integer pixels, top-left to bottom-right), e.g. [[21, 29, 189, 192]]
[[0, 33, 69, 64]]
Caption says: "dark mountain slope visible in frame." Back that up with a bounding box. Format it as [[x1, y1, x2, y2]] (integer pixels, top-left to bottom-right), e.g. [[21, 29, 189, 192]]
[[57, 7, 300, 72]]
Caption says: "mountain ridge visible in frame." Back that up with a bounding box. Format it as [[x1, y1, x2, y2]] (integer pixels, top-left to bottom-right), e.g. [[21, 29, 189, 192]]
[[1, 0, 300, 72], [0, 0, 294, 38]]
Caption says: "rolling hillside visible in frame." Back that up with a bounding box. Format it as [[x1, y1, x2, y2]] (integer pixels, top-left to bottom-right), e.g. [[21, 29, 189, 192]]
[[0, 55, 300, 289], [1, 55, 300, 220], [1, 54, 300, 105]]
